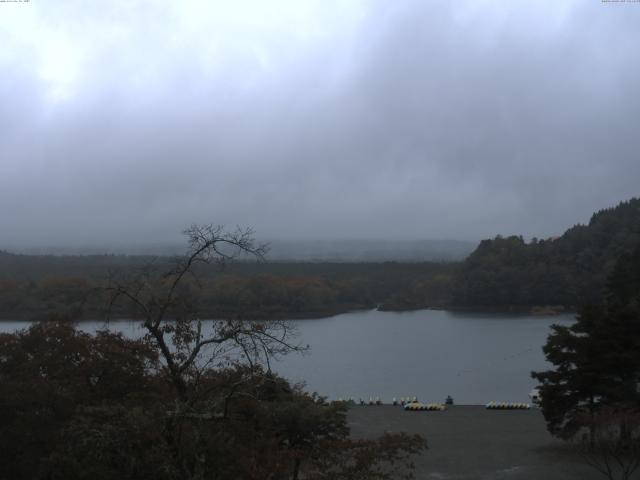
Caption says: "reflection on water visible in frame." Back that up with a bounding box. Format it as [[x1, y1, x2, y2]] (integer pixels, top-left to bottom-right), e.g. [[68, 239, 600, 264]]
[[0, 309, 574, 404]]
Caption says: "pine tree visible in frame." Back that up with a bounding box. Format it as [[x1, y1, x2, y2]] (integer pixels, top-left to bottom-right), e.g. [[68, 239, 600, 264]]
[[532, 243, 640, 440]]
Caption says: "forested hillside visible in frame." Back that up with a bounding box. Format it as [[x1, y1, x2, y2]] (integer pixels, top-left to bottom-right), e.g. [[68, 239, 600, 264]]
[[2, 198, 639, 319], [0, 254, 455, 320], [452, 198, 640, 309]]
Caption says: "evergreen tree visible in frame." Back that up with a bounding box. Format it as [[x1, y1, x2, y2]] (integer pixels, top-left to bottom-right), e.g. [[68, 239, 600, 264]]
[[532, 244, 640, 439]]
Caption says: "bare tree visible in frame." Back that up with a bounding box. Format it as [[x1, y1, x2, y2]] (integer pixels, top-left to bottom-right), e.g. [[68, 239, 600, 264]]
[[107, 224, 303, 397], [105, 225, 305, 479], [575, 407, 640, 480]]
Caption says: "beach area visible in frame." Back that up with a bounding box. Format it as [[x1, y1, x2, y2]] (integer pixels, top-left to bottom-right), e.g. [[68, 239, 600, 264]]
[[348, 405, 602, 480]]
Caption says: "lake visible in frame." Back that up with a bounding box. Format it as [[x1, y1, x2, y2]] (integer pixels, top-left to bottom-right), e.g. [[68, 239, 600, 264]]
[[0, 309, 574, 405]]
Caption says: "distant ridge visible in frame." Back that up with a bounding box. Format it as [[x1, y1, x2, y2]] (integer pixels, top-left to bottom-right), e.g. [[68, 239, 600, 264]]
[[2, 239, 476, 262], [264, 239, 475, 262]]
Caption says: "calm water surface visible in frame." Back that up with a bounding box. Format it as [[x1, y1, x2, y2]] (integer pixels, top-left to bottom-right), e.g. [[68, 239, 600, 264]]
[[0, 309, 573, 404]]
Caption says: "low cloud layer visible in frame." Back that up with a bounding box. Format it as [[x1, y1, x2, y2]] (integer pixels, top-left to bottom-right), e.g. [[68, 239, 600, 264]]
[[1, 0, 639, 247]]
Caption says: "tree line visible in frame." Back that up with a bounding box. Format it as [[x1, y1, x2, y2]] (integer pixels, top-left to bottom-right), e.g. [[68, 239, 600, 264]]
[[1, 197, 639, 321], [0, 253, 455, 320]]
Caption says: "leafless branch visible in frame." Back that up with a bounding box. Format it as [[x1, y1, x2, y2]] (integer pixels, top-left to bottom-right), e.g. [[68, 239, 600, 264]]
[[103, 224, 300, 404]]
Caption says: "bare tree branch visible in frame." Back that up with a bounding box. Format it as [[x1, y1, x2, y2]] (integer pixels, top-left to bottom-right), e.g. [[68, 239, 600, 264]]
[[104, 224, 301, 404]]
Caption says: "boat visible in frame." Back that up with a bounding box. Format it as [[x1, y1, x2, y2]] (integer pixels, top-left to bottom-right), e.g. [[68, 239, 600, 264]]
[[529, 388, 541, 406]]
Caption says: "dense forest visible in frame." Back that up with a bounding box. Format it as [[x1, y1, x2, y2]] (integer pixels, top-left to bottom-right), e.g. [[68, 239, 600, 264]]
[[0, 254, 455, 320], [452, 198, 640, 310], [1, 197, 638, 319]]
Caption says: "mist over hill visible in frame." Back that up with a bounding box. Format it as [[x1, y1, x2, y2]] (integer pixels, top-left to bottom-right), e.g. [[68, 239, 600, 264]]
[[5, 239, 476, 263], [265, 239, 475, 262]]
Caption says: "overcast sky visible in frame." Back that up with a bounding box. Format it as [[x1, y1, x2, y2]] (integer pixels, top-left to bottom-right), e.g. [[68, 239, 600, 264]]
[[1, 0, 639, 247]]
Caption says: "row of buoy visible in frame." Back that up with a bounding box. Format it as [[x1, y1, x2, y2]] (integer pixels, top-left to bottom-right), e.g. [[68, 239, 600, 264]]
[[486, 401, 530, 410], [334, 398, 531, 409], [335, 396, 422, 406], [335, 397, 383, 406], [404, 402, 446, 411]]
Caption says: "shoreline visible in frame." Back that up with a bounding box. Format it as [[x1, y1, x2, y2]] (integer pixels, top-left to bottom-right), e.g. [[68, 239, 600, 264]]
[[0, 304, 575, 323]]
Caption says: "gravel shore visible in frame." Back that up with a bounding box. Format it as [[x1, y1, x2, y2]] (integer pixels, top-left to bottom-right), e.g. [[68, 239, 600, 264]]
[[348, 405, 602, 480]]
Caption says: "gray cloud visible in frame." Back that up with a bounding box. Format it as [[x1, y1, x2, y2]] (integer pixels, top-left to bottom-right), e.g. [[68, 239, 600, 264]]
[[1, 0, 639, 247]]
